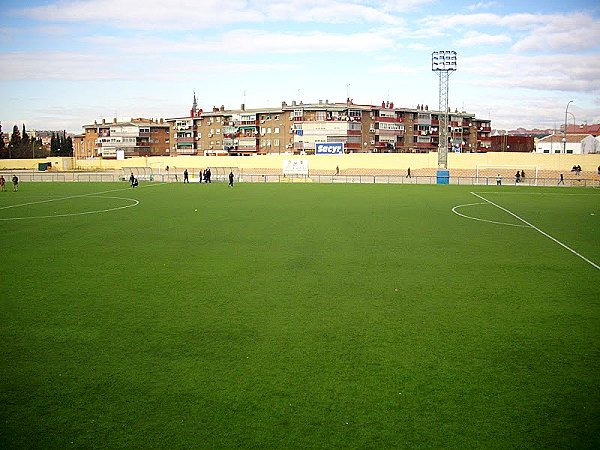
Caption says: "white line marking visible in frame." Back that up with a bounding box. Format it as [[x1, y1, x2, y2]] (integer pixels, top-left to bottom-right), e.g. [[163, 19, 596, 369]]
[[472, 191, 600, 196], [471, 192, 600, 270], [0, 196, 139, 221], [451, 203, 530, 227], [0, 182, 165, 211]]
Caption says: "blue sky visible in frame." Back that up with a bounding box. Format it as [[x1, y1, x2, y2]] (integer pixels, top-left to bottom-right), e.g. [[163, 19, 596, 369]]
[[1, 0, 599, 133]]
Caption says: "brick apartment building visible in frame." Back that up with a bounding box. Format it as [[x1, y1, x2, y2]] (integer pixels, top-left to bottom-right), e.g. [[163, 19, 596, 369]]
[[73, 118, 170, 159], [73, 96, 491, 159], [164, 96, 492, 157]]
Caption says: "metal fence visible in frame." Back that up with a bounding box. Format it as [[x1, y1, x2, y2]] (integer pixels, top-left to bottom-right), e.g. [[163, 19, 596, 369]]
[[3, 170, 598, 187]]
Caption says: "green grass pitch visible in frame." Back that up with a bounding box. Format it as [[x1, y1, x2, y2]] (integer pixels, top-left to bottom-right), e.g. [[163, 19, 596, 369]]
[[1, 181, 599, 449]]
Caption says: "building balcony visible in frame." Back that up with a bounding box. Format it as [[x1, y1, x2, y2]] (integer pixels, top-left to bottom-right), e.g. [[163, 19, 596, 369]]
[[377, 116, 404, 123], [414, 142, 435, 148], [177, 136, 195, 143], [376, 129, 405, 136]]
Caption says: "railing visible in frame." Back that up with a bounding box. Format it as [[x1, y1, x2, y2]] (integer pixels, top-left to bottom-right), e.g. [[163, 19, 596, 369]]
[[6, 170, 599, 187]]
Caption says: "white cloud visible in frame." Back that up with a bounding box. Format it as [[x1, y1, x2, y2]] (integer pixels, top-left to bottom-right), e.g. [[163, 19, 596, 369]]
[[86, 29, 395, 55], [264, 0, 398, 24], [461, 53, 600, 93], [466, 1, 500, 11], [0, 50, 302, 82], [368, 63, 419, 74], [14, 0, 264, 30], [512, 13, 600, 52], [13, 0, 413, 29], [454, 31, 511, 47]]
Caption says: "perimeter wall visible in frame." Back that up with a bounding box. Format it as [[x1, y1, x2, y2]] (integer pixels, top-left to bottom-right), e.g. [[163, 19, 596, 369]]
[[1, 153, 599, 174]]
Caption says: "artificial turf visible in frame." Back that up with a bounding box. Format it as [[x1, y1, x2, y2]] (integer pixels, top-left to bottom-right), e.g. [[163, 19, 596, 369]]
[[1, 181, 599, 449]]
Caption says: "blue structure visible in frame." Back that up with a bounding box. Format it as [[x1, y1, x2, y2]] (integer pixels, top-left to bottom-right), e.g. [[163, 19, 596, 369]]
[[436, 169, 450, 184]]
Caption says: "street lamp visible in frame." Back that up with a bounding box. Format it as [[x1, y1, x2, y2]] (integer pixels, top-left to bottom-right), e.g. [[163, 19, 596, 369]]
[[564, 100, 573, 153]]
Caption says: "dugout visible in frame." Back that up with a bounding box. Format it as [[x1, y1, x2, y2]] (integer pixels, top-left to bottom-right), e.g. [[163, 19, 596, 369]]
[[122, 167, 154, 181]]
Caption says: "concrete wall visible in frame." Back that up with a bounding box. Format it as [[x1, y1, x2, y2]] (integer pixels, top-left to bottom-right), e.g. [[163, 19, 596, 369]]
[[1, 153, 599, 173]]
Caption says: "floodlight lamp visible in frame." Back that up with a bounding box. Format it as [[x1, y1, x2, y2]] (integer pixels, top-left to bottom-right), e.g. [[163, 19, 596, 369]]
[[432, 50, 457, 72]]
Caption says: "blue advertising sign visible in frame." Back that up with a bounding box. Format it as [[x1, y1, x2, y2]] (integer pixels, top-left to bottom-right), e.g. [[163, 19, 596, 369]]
[[315, 142, 344, 155]]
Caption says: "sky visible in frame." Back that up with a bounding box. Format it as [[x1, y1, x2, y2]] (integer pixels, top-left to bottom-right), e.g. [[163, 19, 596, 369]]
[[1, 0, 599, 134]]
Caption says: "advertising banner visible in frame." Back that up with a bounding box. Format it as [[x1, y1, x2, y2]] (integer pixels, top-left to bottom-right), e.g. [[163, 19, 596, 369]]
[[315, 142, 344, 155], [283, 159, 309, 176]]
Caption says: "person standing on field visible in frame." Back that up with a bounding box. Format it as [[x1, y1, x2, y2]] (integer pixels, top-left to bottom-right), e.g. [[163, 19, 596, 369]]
[[406, 167, 411, 178], [183, 169, 189, 183], [558, 173, 564, 185], [0, 175, 5, 192], [12, 175, 18, 191], [228, 171, 234, 187], [496, 174, 502, 186]]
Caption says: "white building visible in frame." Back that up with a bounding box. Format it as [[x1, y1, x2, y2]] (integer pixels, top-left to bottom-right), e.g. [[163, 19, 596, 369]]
[[535, 133, 599, 154]]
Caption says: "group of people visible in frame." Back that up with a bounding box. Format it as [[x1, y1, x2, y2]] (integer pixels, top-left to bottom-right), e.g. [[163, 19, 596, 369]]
[[182, 168, 235, 187], [571, 165, 582, 175], [0, 175, 19, 191], [495, 169, 526, 186], [184, 168, 213, 183]]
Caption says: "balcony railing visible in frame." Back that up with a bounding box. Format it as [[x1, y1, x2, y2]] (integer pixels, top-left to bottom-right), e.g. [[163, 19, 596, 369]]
[[377, 117, 404, 123]]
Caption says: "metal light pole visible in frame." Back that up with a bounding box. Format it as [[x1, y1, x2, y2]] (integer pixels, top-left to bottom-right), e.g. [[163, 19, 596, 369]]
[[432, 51, 457, 169], [563, 100, 573, 153]]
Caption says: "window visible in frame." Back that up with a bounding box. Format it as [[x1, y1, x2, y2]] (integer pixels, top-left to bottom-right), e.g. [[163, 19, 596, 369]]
[[274, 127, 280, 134], [316, 111, 326, 121]]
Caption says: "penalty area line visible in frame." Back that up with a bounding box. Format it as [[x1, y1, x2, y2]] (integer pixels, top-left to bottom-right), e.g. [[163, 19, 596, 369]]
[[470, 192, 600, 271]]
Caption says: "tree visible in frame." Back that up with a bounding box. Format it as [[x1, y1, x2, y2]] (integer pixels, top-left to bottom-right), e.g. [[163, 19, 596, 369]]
[[0, 123, 7, 159], [51, 132, 59, 156], [64, 135, 73, 156], [22, 124, 30, 146], [8, 125, 21, 158]]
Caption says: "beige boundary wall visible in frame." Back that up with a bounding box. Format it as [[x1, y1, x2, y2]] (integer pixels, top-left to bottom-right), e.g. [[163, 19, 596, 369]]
[[1, 153, 599, 174]]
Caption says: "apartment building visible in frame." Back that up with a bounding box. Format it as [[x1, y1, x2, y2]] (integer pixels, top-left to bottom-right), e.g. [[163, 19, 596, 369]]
[[74, 118, 170, 159], [162, 96, 492, 157]]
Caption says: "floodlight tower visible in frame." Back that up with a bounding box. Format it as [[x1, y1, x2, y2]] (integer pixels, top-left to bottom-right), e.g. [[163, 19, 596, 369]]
[[432, 51, 457, 169]]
